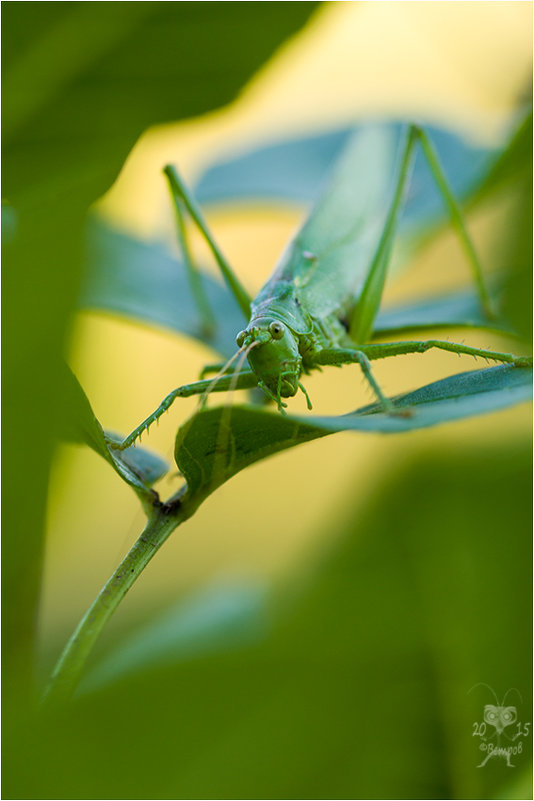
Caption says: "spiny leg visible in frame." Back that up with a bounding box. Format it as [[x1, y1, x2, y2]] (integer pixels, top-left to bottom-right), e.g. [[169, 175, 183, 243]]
[[359, 339, 532, 366], [164, 171, 215, 340], [163, 165, 251, 320], [111, 370, 258, 451], [414, 127, 494, 318], [349, 124, 495, 347], [312, 348, 396, 412]]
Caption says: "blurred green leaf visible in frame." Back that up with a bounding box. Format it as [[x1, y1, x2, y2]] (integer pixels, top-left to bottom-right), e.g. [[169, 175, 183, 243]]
[[105, 433, 169, 491], [57, 362, 110, 458], [497, 113, 533, 344], [494, 767, 533, 800], [81, 581, 268, 692], [374, 287, 513, 337], [3, 2, 320, 206], [195, 121, 498, 232], [470, 110, 532, 204], [8, 439, 531, 799], [83, 219, 242, 356], [176, 365, 532, 499], [59, 364, 168, 494]]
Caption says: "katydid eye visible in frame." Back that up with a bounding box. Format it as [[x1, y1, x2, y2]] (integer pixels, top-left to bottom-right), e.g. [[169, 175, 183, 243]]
[[236, 330, 246, 347], [269, 321, 284, 339]]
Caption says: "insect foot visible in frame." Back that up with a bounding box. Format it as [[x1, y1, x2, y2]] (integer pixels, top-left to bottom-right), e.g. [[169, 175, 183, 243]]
[[109, 439, 130, 451], [378, 393, 413, 419], [378, 398, 413, 419], [108, 435, 136, 451], [514, 356, 533, 368], [104, 433, 131, 451], [388, 407, 413, 419]]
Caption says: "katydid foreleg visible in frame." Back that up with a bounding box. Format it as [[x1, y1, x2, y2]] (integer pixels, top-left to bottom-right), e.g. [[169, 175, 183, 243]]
[[112, 370, 258, 451]]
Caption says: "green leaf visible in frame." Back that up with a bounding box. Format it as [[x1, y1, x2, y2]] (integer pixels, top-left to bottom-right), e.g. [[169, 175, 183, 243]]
[[195, 121, 499, 230], [374, 287, 513, 337], [83, 220, 242, 357], [57, 362, 111, 459], [470, 110, 532, 204], [176, 365, 532, 499], [491, 112, 533, 343], [81, 581, 267, 692], [105, 432, 169, 489], [494, 767, 534, 800], [3, 2, 320, 206], [59, 364, 168, 495], [17, 439, 531, 799]]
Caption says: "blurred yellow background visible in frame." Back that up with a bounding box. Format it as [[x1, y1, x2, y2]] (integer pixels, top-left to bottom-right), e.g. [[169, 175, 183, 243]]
[[41, 2, 532, 649]]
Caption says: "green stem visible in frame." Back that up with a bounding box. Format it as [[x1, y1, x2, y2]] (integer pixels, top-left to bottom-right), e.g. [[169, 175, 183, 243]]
[[43, 495, 193, 705]]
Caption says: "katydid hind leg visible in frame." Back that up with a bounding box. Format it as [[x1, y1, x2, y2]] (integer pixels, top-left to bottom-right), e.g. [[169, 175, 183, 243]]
[[163, 165, 251, 321], [164, 171, 216, 340], [360, 339, 533, 366], [310, 338, 529, 417], [414, 127, 494, 318], [348, 124, 495, 347], [348, 124, 419, 344]]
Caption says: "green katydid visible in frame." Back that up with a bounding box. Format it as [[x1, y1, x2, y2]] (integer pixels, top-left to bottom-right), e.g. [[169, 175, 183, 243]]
[[113, 123, 532, 451]]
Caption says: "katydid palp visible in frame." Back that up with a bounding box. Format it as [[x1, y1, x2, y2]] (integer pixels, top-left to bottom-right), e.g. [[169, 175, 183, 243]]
[[113, 123, 532, 451]]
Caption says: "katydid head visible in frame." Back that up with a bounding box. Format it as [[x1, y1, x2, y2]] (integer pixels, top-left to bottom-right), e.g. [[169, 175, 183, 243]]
[[236, 317, 302, 402]]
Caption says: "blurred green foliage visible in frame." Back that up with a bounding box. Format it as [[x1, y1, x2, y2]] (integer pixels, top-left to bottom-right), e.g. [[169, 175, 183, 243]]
[[2, 0, 318, 696], [499, 114, 533, 343], [5, 440, 531, 799], [2, 3, 531, 799]]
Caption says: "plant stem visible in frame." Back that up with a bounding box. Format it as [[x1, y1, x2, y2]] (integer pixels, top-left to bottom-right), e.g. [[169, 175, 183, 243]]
[[43, 495, 192, 706]]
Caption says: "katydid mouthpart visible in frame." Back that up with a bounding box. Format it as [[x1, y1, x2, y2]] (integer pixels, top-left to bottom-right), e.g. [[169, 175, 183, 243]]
[[112, 124, 532, 451]]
